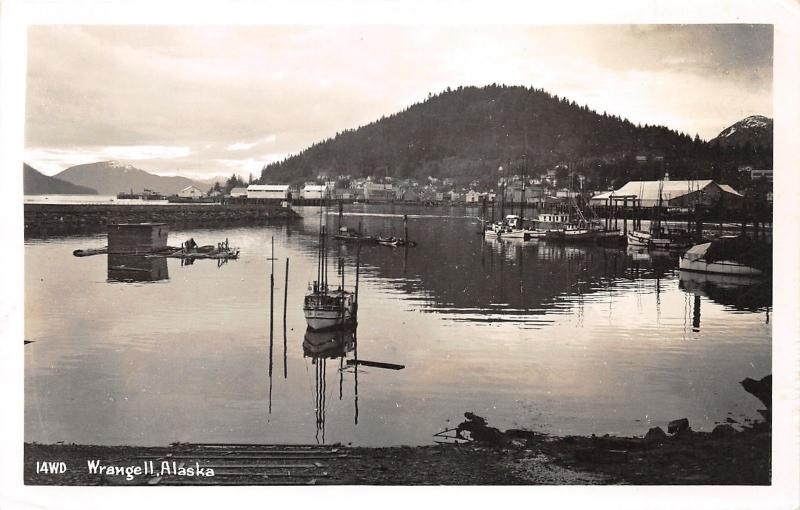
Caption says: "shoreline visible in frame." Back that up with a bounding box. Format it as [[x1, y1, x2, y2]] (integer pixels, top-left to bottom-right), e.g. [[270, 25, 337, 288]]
[[23, 202, 301, 238], [24, 419, 770, 485]]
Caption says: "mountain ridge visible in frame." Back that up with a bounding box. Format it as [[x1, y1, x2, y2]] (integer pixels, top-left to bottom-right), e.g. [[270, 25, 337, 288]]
[[23, 163, 98, 195], [258, 85, 772, 187], [54, 161, 207, 195], [709, 115, 773, 149]]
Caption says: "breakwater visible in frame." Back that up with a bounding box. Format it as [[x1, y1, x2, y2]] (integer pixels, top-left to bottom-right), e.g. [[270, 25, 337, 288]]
[[24, 203, 300, 238]]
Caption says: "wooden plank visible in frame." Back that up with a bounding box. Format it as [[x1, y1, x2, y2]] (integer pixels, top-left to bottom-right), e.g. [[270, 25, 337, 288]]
[[161, 480, 319, 486], [200, 464, 320, 469], [346, 359, 405, 370], [209, 471, 328, 477], [139, 455, 345, 460]]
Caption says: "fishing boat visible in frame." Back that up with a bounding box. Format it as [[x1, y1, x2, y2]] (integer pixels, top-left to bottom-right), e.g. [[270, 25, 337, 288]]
[[627, 227, 693, 250], [627, 178, 693, 250], [484, 215, 535, 240], [679, 236, 770, 277], [304, 226, 356, 330], [333, 226, 376, 244], [376, 214, 417, 247]]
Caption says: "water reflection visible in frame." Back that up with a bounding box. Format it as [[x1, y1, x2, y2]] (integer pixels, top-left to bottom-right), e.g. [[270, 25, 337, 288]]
[[679, 271, 772, 312], [107, 255, 169, 283], [25, 206, 772, 446], [303, 326, 357, 444]]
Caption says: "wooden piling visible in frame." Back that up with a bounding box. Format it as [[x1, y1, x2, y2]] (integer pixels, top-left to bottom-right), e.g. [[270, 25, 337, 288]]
[[283, 257, 289, 379]]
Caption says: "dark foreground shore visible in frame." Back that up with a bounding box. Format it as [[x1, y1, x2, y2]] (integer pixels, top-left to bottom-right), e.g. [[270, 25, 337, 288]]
[[24, 420, 769, 485]]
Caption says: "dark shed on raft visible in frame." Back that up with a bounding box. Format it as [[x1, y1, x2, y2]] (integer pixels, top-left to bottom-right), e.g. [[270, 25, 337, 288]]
[[107, 223, 169, 254]]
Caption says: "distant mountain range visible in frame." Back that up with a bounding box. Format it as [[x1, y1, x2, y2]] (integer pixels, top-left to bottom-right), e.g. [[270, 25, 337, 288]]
[[259, 85, 772, 186], [52, 161, 206, 195], [709, 115, 773, 149], [23, 163, 98, 195]]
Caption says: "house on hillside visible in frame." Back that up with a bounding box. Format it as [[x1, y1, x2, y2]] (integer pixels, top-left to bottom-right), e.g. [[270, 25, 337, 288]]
[[590, 178, 743, 209], [246, 184, 291, 201], [178, 185, 204, 199], [362, 182, 394, 202], [750, 169, 773, 182]]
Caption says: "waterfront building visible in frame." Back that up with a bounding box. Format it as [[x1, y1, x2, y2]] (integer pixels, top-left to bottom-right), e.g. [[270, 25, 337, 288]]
[[363, 182, 394, 202], [590, 179, 743, 208], [178, 185, 204, 199], [302, 184, 329, 201], [246, 184, 291, 201], [229, 187, 248, 198]]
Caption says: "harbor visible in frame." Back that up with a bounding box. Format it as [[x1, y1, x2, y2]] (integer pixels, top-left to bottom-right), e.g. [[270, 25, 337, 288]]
[[15, 23, 788, 496], [25, 205, 771, 449]]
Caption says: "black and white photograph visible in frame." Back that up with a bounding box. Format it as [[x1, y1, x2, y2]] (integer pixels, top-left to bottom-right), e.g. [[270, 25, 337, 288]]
[[1, 1, 799, 508]]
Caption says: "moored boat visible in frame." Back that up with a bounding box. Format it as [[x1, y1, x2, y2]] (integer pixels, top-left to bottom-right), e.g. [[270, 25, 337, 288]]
[[303, 285, 356, 330], [304, 225, 357, 330], [484, 215, 536, 240], [627, 227, 693, 251], [679, 236, 770, 277]]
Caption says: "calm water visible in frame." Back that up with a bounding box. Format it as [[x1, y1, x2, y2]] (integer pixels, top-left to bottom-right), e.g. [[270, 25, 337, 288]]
[[25, 205, 771, 446]]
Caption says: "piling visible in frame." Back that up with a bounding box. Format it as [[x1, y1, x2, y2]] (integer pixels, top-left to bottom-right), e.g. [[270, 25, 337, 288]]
[[283, 257, 289, 379], [622, 197, 628, 235]]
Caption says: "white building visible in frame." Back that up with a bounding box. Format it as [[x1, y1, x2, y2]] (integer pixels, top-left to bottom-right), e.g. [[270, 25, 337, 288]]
[[465, 190, 481, 203], [178, 185, 204, 199], [229, 187, 248, 198], [750, 169, 773, 182], [246, 184, 291, 200], [302, 184, 329, 201], [590, 179, 742, 208]]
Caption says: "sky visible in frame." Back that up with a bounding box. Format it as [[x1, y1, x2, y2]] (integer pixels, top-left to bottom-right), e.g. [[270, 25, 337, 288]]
[[24, 24, 773, 179]]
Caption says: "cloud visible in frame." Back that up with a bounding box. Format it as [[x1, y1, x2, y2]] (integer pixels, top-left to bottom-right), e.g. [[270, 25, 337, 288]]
[[25, 25, 773, 177]]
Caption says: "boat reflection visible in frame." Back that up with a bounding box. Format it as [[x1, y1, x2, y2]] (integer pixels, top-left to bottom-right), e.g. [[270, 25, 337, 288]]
[[107, 254, 169, 282], [679, 270, 771, 312], [303, 325, 358, 444]]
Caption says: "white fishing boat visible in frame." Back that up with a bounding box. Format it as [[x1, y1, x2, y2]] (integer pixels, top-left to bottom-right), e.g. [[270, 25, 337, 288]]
[[627, 178, 693, 250], [304, 225, 357, 330], [484, 215, 536, 240], [627, 227, 693, 250], [679, 237, 768, 277], [304, 286, 356, 330]]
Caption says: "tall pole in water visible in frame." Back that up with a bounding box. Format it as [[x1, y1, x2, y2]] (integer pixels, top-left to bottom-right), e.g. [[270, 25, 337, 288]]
[[283, 257, 289, 379], [499, 165, 505, 222], [403, 214, 409, 242]]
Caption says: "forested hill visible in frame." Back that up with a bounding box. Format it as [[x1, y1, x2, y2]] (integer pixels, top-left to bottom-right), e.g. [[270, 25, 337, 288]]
[[259, 85, 771, 187]]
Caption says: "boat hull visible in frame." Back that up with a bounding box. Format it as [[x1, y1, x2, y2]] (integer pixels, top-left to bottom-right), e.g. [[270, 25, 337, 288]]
[[304, 307, 354, 330], [627, 231, 691, 250], [678, 257, 763, 277]]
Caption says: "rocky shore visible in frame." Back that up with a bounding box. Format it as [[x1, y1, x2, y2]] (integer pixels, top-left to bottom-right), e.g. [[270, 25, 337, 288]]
[[24, 416, 770, 485]]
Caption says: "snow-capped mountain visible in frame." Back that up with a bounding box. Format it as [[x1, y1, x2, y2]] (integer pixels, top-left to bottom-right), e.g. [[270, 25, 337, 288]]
[[55, 160, 207, 195], [710, 115, 773, 149]]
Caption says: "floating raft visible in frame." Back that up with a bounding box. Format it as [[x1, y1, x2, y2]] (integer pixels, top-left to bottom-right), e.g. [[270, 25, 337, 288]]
[[149, 247, 240, 260], [74, 244, 239, 260]]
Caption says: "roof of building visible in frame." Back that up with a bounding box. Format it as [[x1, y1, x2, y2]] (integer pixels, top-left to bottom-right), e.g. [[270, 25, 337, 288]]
[[592, 180, 715, 201], [303, 184, 327, 191], [247, 184, 290, 191], [181, 185, 202, 191], [718, 184, 744, 197], [230, 187, 248, 194]]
